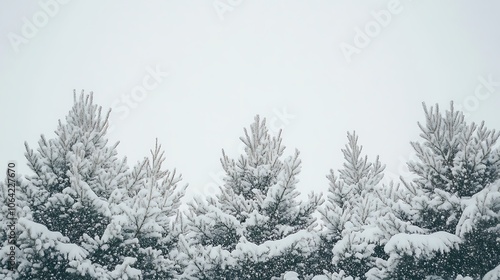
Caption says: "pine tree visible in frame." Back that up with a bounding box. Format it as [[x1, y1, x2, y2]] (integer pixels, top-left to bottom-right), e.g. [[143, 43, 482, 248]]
[[17, 91, 129, 279], [317, 132, 385, 279], [92, 139, 187, 279], [183, 115, 322, 279], [378, 102, 500, 279], [456, 178, 500, 278], [317, 132, 420, 280], [1, 175, 90, 280]]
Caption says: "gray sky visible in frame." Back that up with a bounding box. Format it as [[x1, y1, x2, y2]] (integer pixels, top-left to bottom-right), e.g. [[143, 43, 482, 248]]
[[1, 1, 499, 201]]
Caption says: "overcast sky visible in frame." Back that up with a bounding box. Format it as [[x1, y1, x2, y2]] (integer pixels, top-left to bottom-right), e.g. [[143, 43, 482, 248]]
[[1, 1, 499, 201]]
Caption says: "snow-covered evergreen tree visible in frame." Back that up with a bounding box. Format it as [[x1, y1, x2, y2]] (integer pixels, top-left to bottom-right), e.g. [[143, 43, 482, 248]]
[[1, 175, 90, 280], [317, 132, 421, 280], [317, 132, 385, 279], [25, 92, 128, 239], [183, 115, 322, 279], [15, 92, 131, 279], [89, 139, 187, 279], [376, 102, 500, 279], [1, 92, 189, 279]]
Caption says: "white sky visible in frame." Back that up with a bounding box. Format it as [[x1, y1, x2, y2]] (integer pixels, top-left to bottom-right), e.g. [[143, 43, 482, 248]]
[[1, 1, 499, 201]]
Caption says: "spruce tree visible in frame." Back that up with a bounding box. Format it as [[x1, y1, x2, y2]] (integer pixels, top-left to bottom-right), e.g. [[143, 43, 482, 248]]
[[318, 132, 385, 279], [92, 139, 187, 279], [377, 102, 500, 279], [317, 132, 420, 280], [183, 115, 322, 279], [17, 92, 130, 279]]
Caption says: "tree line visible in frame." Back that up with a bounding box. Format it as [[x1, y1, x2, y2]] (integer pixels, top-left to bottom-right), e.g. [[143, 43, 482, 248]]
[[1, 92, 500, 279]]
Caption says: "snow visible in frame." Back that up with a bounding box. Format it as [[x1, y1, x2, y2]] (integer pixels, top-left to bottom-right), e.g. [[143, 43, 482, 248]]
[[282, 271, 300, 279], [233, 230, 314, 262], [18, 218, 67, 242], [483, 264, 500, 280], [455, 275, 473, 280], [385, 231, 461, 258], [57, 243, 88, 261], [456, 180, 500, 238], [311, 276, 331, 280], [7, 95, 500, 279], [110, 257, 141, 280]]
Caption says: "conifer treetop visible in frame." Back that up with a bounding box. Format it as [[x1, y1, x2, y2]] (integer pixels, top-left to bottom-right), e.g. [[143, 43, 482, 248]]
[[408, 101, 500, 197]]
